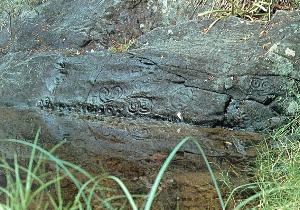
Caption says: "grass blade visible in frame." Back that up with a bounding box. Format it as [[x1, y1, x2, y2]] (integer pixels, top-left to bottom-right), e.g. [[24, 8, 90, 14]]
[[144, 137, 225, 210], [106, 176, 138, 210]]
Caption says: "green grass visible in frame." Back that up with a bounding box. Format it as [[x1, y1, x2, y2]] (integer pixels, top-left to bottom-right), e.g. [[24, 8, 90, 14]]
[[1, 117, 300, 210], [250, 115, 300, 209], [0, 128, 116, 210], [0, 129, 260, 210], [0, 130, 230, 210], [223, 114, 300, 210]]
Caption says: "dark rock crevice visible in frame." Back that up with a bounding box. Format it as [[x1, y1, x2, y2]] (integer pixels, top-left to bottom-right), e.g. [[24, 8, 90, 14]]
[[0, 1, 299, 170], [79, 39, 93, 48]]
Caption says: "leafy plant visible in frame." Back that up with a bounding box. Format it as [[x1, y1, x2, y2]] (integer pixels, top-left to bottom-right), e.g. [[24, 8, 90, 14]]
[[251, 119, 300, 209], [236, 83, 300, 209], [0, 132, 229, 209]]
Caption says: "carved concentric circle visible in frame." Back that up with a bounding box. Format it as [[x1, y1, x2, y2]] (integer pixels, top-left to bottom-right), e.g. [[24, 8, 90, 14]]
[[250, 78, 261, 89], [261, 80, 271, 90], [127, 97, 153, 115], [98, 87, 110, 102], [249, 77, 273, 95], [98, 85, 125, 102], [170, 87, 193, 110], [128, 100, 140, 113], [87, 83, 129, 104]]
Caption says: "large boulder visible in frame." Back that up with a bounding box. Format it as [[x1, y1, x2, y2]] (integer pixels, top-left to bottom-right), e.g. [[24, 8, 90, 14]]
[[0, 0, 299, 159], [0, 0, 215, 52]]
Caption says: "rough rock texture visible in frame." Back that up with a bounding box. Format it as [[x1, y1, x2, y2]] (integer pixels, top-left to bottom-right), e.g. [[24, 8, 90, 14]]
[[0, 0, 214, 52], [1, 0, 299, 208], [0, 0, 299, 151], [0, 106, 262, 159], [1, 10, 299, 132]]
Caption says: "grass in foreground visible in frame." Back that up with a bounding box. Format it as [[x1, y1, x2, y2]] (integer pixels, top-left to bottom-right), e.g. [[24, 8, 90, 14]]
[[0, 129, 229, 210], [0, 128, 116, 210], [252, 115, 300, 209], [1, 122, 300, 209]]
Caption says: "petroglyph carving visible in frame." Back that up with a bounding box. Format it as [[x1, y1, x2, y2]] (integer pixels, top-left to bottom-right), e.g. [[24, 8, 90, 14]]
[[99, 85, 124, 102], [170, 87, 193, 110], [87, 84, 126, 104], [127, 98, 153, 115], [248, 78, 274, 96]]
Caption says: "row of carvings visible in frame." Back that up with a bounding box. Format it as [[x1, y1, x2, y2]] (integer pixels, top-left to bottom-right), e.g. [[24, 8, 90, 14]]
[[36, 76, 287, 121], [37, 97, 153, 116], [88, 78, 286, 104]]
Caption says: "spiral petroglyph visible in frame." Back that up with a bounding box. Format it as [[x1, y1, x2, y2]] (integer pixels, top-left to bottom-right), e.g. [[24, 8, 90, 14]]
[[249, 78, 272, 94], [127, 97, 153, 115], [99, 85, 125, 102]]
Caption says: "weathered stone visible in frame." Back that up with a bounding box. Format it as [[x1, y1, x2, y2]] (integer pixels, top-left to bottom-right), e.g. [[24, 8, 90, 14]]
[[0, 0, 299, 173], [1, 2, 299, 208], [0, 0, 218, 52], [0, 107, 261, 161]]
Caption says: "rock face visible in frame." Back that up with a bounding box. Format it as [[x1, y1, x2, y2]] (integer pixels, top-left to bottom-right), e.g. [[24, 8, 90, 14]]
[[1, 1, 299, 209], [0, 1, 299, 158], [0, 0, 214, 52]]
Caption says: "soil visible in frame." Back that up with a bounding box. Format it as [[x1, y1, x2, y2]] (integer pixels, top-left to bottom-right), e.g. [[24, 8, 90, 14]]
[[50, 135, 256, 210]]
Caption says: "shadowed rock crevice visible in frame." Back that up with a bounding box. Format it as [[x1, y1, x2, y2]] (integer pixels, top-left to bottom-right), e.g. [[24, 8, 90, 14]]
[[0, 0, 300, 190], [1, 9, 299, 131], [1, 1, 300, 208]]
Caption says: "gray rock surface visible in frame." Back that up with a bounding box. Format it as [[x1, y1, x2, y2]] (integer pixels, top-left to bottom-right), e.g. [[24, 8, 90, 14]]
[[0, 0, 299, 160], [0, 107, 261, 161], [0, 0, 214, 52]]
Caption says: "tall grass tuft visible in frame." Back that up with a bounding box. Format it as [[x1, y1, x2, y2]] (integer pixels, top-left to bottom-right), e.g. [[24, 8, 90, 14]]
[[107, 137, 229, 210], [0, 130, 259, 210], [5, 127, 298, 209], [252, 115, 300, 209], [0, 128, 115, 210], [229, 114, 300, 209]]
